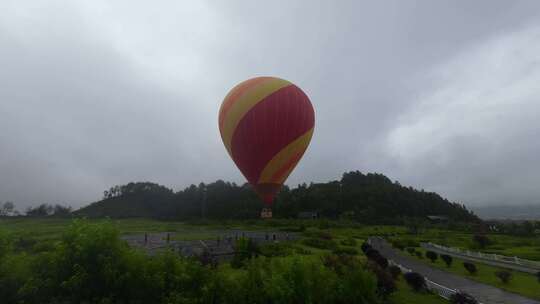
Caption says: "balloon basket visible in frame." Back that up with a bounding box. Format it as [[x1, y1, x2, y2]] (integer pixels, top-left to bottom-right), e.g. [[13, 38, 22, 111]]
[[260, 207, 273, 219]]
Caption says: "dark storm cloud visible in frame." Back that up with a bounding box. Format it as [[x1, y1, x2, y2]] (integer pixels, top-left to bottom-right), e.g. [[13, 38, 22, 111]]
[[1, 0, 540, 210]]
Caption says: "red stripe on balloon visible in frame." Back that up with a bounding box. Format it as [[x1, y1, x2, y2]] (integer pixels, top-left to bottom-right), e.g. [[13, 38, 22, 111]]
[[230, 84, 315, 184]]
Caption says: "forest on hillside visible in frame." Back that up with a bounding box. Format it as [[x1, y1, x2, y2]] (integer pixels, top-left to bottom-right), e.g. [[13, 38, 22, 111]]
[[75, 171, 479, 223]]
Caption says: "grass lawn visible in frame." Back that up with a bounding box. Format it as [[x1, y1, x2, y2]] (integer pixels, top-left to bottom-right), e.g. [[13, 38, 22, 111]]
[[0, 218, 237, 240], [390, 228, 540, 261], [390, 279, 447, 304], [409, 247, 540, 300]]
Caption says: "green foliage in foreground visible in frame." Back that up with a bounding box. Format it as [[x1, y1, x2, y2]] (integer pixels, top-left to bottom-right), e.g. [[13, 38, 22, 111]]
[[0, 220, 383, 304]]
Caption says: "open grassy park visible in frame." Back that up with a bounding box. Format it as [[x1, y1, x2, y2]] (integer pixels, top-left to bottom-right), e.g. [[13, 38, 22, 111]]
[[0, 217, 456, 304]]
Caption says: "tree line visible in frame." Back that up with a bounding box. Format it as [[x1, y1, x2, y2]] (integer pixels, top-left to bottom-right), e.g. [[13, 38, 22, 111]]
[[0, 201, 72, 218], [76, 171, 480, 223]]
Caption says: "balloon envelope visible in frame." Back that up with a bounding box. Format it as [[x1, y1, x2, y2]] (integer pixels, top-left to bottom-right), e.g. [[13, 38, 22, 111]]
[[219, 77, 315, 205]]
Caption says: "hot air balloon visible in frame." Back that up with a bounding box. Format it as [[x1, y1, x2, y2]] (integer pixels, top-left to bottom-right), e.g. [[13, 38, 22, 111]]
[[218, 77, 315, 218]]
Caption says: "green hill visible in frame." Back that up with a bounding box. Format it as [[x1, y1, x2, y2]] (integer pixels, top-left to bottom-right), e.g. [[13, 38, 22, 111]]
[[75, 171, 479, 223]]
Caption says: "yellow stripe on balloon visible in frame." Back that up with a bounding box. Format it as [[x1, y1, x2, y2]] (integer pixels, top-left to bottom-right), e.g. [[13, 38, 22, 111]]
[[221, 78, 292, 154], [258, 128, 314, 184]]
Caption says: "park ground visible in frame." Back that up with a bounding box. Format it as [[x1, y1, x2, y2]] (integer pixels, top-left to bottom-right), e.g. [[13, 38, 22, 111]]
[[1, 217, 539, 303]]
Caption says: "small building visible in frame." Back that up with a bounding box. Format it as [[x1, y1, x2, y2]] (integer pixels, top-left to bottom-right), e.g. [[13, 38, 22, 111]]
[[427, 215, 448, 222], [298, 211, 319, 219], [260, 208, 272, 219]]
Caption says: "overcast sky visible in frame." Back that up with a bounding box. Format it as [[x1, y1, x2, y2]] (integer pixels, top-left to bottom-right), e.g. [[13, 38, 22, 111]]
[[2, 1, 540, 210]]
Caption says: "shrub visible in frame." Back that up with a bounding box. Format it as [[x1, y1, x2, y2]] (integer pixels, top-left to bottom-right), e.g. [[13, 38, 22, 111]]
[[19, 220, 213, 304], [404, 272, 426, 292], [13, 237, 37, 252], [390, 239, 406, 251], [415, 251, 423, 259], [340, 238, 357, 247], [495, 270, 512, 284], [406, 247, 415, 255], [388, 265, 402, 279], [318, 231, 334, 240], [441, 254, 453, 267], [335, 263, 380, 303], [279, 225, 305, 232], [232, 237, 260, 267], [450, 292, 478, 304], [218, 256, 360, 304], [293, 246, 312, 255], [425, 251, 438, 262], [259, 242, 293, 257], [374, 255, 389, 269], [365, 248, 381, 260], [303, 229, 333, 240], [302, 238, 337, 250], [463, 262, 477, 275], [0, 230, 12, 258], [333, 246, 358, 256], [406, 240, 420, 247], [369, 263, 397, 298], [361, 242, 372, 253], [318, 220, 331, 230], [230, 252, 246, 268], [322, 254, 360, 274], [472, 234, 490, 249], [198, 249, 214, 267]]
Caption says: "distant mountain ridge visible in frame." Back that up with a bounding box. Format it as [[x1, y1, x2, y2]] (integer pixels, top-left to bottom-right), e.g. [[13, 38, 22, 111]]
[[472, 205, 540, 220], [76, 171, 479, 223]]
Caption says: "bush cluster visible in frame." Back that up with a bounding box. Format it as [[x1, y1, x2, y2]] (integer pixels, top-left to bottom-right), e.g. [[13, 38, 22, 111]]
[[315, 230, 334, 240], [403, 272, 426, 292], [494, 270, 512, 284], [441, 254, 453, 267], [450, 292, 478, 304], [463, 262, 477, 275], [364, 248, 388, 269], [340, 237, 357, 247], [388, 265, 402, 280], [425, 250, 438, 262], [0, 221, 384, 304], [302, 237, 337, 250], [332, 246, 358, 256]]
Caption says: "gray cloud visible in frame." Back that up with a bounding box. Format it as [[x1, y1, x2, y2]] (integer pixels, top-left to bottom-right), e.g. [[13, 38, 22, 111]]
[[1, 0, 540, 210]]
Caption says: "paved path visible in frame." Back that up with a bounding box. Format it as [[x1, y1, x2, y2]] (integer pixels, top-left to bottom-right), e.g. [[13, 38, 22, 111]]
[[369, 237, 540, 304], [122, 230, 298, 257]]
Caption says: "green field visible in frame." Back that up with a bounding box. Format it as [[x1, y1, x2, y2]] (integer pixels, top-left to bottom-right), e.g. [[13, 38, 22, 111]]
[[0, 218, 450, 303], [390, 280, 447, 304], [408, 246, 540, 300], [0, 217, 408, 242], [388, 228, 540, 261]]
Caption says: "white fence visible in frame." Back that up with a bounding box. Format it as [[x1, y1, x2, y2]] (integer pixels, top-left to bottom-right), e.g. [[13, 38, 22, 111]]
[[388, 259, 458, 300], [422, 242, 540, 271]]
